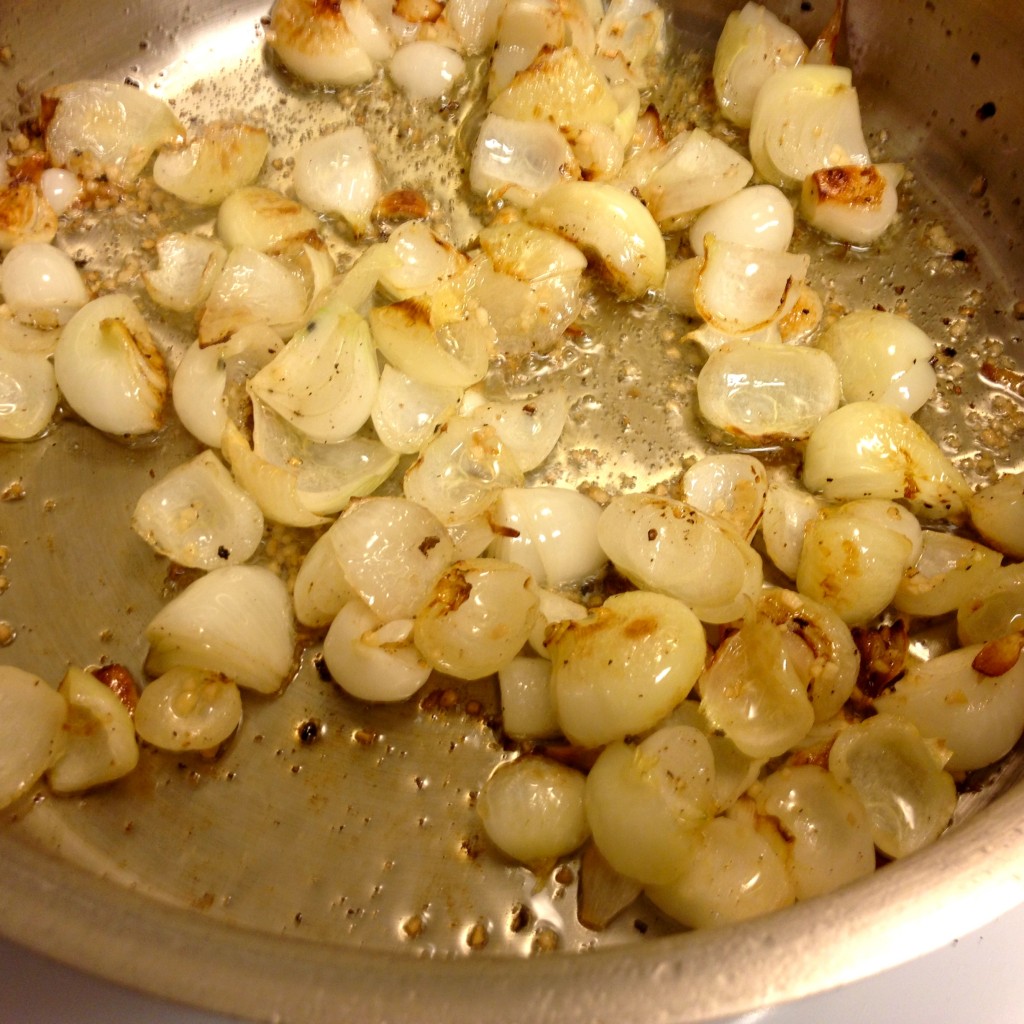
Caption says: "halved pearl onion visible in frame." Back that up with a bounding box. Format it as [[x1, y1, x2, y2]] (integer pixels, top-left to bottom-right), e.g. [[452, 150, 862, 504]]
[[216, 186, 321, 253], [442, 0, 505, 53], [547, 589, 705, 748], [0, 183, 57, 250], [661, 257, 700, 317], [802, 401, 973, 522], [828, 713, 957, 858], [269, 0, 376, 86], [497, 655, 559, 739], [876, 641, 1024, 773], [662, 700, 764, 813], [894, 530, 1003, 618], [0, 316, 60, 356], [758, 588, 860, 723], [462, 387, 568, 472], [595, 0, 665, 81], [0, 242, 89, 327], [639, 128, 752, 231], [377, 222, 468, 302], [478, 755, 589, 867], [54, 293, 167, 436], [527, 587, 587, 659], [0, 346, 59, 440], [293, 127, 381, 236], [173, 323, 282, 449], [143, 232, 228, 314], [527, 180, 666, 300], [682, 453, 767, 541], [327, 496, 455, 621], [968, 472, 1024, 559], [469, 113, 579, 206], [198, 246, 310, 347], [796, 504, 916, 626], [371, 365, 462, 455], [413, 557, 539, 679], [341, 0, 396, 61], [584, 730, 712, 886], [403, 417, 524, 525], [47, 666, 138, 793], [597, 493, 763, 624], [694, 236, 810, 336], [144, 564, 296, 694], [488, 486, 605, 589], [43, 80, 183, 183], [153, 121, 270, 206], [487, 0, 565, 99], [753, 764, 875, 901], [957, 563, 1024, 646], [0, 666, 67, 810], [248, 298, 378, 443], [293, 531, 355, 629], [390, 41, 465, 101], [473, 221, 586, 356], [815, 309, 937, 415], [134, 667, 242, 753], [748, 64, 870, 189], [760, 473, 822, 580], [712, 2, 807, 128], [689, 184, 794, 258], [323, 599, 430, 702], [249, 400, 399, 517], [698, 617, 815, 758], [221, 420, 329, 528], [836, 498, 924, 565], [39, 168, 81, 216], [131, 450, 265, 570], [368, 293, 493, 390], [646, 814, 796, 928], [801, 163, 904, 246], [489, 44, 619, 137]]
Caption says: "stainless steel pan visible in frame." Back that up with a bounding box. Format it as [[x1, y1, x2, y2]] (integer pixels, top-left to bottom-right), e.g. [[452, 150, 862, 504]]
[[1, 1, 1023, 1020]]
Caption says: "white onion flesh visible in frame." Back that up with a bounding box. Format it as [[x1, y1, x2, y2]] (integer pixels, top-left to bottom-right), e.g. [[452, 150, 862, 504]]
[[547, 589, 706, 748], [957, 563, 1024, 646], [968, 473, 1024, 559], [463, 388, 568, 472], [0, 242, 89, 327], [215, 186, 321, 253], [0, 345, 59, 440], [54, 293, 168, 436], [815, 309, 936, 415], [801, 163, 904, 246], [875, 643, 1024, 774], [131, 449, 265, 570], [0, 183, 57, 251], [370, 365, 462, 455], [488, 485, 605, 588], [327, 496, 455, 621], [134, 667, 243, 752], [377, 222, 467, 301], [413, 557, 539, 679], [497, 656, 560, 738], [828, 713, 957, 858], [681, 453, 767, 541], [749, 64, 870, 189], [390, 41, 466, 101], [47, 666, 139, 793], [293, 127, 381, 234], [44, 80, 183, 182], [39, 168, 81, 216], [269, 0, 376, 86], [689, 184, 794, 258], [248, 298, 378, 443], [154, 121, 269, 206], [144, 565, 296, 694], [143, 232, 228, 314], [478, 755, 589, 867], [0, 666, 68, 810], [323, 599, 431, 702], [802, 401, 972, 522], [712, 1, 808, 128]]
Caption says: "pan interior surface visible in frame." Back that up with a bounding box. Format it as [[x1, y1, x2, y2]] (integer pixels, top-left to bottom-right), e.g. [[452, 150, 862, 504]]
[[0, 0, 1023, 1021]]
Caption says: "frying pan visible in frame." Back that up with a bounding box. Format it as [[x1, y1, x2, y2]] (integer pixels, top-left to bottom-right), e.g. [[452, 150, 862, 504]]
[[1, 0, 1023, 1020]]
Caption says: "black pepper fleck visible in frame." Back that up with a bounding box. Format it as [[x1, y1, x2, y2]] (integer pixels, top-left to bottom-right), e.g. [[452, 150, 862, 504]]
[[976, 101, 997, 121]]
